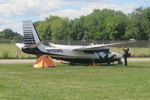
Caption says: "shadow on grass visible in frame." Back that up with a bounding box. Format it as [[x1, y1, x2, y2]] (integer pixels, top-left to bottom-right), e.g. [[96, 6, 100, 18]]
[[124, 65, 150, 68], [22, 62, 150, 69], [65, 63, 150, 69]]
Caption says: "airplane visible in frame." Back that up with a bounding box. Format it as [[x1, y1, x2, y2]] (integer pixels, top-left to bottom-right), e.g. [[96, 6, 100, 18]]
[[16, 20, 123, 65]]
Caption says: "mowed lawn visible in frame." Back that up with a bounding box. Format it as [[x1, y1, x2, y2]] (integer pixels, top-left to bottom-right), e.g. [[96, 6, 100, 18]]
[[0, 62, 150, 100], [0, 43, 36, 59]]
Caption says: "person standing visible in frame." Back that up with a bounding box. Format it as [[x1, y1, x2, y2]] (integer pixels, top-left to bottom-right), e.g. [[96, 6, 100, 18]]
[[122, 48, 129, 66]]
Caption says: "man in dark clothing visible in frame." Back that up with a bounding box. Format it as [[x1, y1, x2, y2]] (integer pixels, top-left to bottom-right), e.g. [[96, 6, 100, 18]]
[[122, 48, 129, 66]]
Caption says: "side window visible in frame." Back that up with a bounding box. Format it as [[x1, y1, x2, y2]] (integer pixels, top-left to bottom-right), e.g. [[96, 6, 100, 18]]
[[84, 49, 110, 54], [105, 49, 109, 53]]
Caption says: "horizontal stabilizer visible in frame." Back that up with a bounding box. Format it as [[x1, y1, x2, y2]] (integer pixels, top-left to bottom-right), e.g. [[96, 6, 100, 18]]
[[25, 42, 42, 48], [16, 43, 25, 49]]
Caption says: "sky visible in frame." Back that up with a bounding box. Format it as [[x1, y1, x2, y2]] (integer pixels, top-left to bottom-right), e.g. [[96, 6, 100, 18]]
[[0, 0, 150, 34]]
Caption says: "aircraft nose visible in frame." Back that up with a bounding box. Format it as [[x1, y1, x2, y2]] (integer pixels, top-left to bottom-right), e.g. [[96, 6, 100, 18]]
[[116, 54, 122, 58]]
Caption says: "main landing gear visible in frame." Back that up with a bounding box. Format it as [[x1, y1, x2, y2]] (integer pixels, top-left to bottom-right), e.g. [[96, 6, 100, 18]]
[[118, 60, 122, 64]]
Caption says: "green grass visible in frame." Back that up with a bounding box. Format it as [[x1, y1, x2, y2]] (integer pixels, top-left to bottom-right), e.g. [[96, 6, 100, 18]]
[[0, 43, 36, 59], [0, 62, 150, 100]]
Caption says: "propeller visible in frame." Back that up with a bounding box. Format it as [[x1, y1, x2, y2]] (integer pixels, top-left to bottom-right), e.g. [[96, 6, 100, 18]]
[[99, 53, 116, 64]]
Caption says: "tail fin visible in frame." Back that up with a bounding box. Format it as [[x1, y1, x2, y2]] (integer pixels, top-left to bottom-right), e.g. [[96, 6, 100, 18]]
[[23, 20, 41, 46], [22, 20, 47, 53]]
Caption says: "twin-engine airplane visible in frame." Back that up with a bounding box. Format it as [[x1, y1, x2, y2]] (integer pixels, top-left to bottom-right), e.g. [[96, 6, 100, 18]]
[[16, 20, 123, 64]]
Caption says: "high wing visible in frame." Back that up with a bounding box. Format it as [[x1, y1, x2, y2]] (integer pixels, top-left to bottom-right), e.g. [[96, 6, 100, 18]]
[[73, 41, 134, 51], [49, 42, 83, 49]]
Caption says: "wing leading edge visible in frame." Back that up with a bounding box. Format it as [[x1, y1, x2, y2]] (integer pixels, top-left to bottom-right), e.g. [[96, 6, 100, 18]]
[[73, 41, 135, 51]]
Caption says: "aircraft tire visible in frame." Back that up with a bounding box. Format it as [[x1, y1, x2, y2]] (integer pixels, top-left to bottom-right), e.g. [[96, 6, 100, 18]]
[[69, 62, 75, 65], [107, 62, 110, 65], [118, 60, 122, 64]]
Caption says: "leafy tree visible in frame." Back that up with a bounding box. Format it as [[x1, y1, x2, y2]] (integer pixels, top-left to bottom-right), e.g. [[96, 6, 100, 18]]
[[125, 7, 150, 40], [34, 21, 51, 41], [3, 29, 14, 39], [84, 9, 127, 40], [141, 7, 150, 39], [33, 7, 150, 42], [0, 29, 23, 41], [67, 18, 85, 41], [50, 17, 69, 42], [45, 16, 61, 22]]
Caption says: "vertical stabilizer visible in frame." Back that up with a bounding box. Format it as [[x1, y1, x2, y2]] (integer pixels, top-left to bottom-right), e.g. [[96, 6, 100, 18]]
[[23, 20, 47, 53], [23, 20, 41, 46]]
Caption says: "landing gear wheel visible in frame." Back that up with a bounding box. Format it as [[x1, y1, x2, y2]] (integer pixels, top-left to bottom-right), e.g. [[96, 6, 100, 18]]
[[107, 62, 110, 65], [69, 62, 75, 65], [118, 60, 122, 64]]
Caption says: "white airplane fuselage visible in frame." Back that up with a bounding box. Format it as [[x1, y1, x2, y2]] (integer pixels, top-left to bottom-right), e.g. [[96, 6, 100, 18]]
[[19, 43, 122, 64]]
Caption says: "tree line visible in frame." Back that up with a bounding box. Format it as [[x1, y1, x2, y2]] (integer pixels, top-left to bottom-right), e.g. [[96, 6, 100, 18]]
[[34, 7, 150, 43], [0, 29, 23, 42], [1, 7, 150, 43]]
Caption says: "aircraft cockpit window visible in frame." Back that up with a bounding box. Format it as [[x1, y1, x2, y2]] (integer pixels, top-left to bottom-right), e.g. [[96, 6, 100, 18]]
[[84, 49, 110, 54], [104, 49, 109, 53]]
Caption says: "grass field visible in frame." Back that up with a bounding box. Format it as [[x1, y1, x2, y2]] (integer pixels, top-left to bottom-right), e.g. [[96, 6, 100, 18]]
[[0, 43, 36, 59], [0, 62, 150, 100]]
